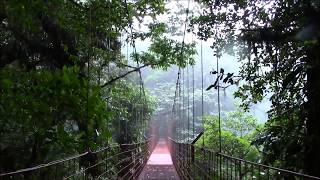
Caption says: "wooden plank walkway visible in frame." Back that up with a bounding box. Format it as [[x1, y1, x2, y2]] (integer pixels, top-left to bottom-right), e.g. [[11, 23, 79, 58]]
[[138, 139, 180, 180]]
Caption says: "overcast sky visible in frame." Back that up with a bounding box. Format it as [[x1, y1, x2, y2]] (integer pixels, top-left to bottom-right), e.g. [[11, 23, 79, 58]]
[[120, 1, 271, 123]]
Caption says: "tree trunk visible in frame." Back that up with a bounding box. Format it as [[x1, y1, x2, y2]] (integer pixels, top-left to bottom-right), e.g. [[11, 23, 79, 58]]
[[305, 43, 320, 177]]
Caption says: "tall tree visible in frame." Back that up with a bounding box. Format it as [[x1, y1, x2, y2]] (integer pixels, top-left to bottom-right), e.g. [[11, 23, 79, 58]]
[[192, 0, 320, 176]]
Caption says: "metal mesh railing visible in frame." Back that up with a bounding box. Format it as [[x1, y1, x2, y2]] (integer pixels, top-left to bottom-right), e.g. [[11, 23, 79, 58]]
[[0, 137, 157, 180], [168, 138, 320, 180]]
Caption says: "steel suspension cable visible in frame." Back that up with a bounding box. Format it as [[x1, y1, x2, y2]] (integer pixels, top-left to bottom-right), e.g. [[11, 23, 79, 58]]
[[192, 64, 195, 139], [187, 65, 190, 142], [175, 74, 181, 140], [217, 55, 222, 153], [201, 40, 205, 147], [171, 0, 191, 142], [178, 78, 182, 140], [172, 73, 179, 138], [191, 20, 195, 139], [124, 0, 147, 140], [172, 66, 182, 139], [182, 68, 185, 140], [182, 0, 190, 142], [216, 53, 223, 178]]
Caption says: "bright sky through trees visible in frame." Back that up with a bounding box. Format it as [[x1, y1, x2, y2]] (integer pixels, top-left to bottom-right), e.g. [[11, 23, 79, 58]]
[[122, 0, 271, 122]]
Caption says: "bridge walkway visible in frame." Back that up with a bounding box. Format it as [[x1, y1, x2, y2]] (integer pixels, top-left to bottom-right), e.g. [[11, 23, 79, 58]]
[[138, 139, 179, 180]]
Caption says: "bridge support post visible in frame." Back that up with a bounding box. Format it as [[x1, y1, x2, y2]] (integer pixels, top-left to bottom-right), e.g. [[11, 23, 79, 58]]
[[191, 145, 195, 163]]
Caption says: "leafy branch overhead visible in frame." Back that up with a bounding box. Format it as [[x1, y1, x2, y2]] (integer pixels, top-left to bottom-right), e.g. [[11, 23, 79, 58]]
[[134, 37, 197, 70], [206, 68, 239, 91]]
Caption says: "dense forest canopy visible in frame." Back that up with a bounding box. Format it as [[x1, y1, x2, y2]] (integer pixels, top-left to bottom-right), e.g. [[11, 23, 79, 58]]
[[0, 0, 196, 172], [0, 0, 320, 178]]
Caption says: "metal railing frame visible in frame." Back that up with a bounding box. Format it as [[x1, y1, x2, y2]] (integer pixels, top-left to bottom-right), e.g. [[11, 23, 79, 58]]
[[168, 138, 320, 180], [0, 137, 157, 180]]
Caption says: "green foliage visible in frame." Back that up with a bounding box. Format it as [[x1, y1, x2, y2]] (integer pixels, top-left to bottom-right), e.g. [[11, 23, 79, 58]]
[[224, 110, 258, 137], [136, 36, 197, 70], [192, 0, 320, 174], [0, 3, 203, 180], [198, 111, 261, 162], [252, 113, 305, 170], [107, 80, 155, 143], [0, 66, 110, 170]]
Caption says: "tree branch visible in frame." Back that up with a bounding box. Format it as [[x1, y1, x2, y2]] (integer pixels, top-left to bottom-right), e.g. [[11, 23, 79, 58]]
[[100, 63, 151, 88]]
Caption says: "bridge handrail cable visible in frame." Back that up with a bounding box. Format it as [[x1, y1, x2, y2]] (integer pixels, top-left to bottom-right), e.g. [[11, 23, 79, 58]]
[[0, 138, 156, 179], [168, 137, 320, 179]]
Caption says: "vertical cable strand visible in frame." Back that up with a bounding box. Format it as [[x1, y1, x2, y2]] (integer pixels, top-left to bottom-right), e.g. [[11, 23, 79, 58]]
[[217, 55, 222, 153], [201, 40, 204, 147], [192, 65, 195, 139], [187, 65, 190, 142]]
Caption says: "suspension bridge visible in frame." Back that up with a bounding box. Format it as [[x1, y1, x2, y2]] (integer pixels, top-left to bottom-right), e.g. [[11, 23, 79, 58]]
[[1, 128, 320, 179], [1, 1, 320, 180], [1, 51, 320, 179]]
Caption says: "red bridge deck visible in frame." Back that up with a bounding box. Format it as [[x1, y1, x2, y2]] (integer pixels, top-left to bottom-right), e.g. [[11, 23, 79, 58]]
[[138, 139, 180, 180]]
